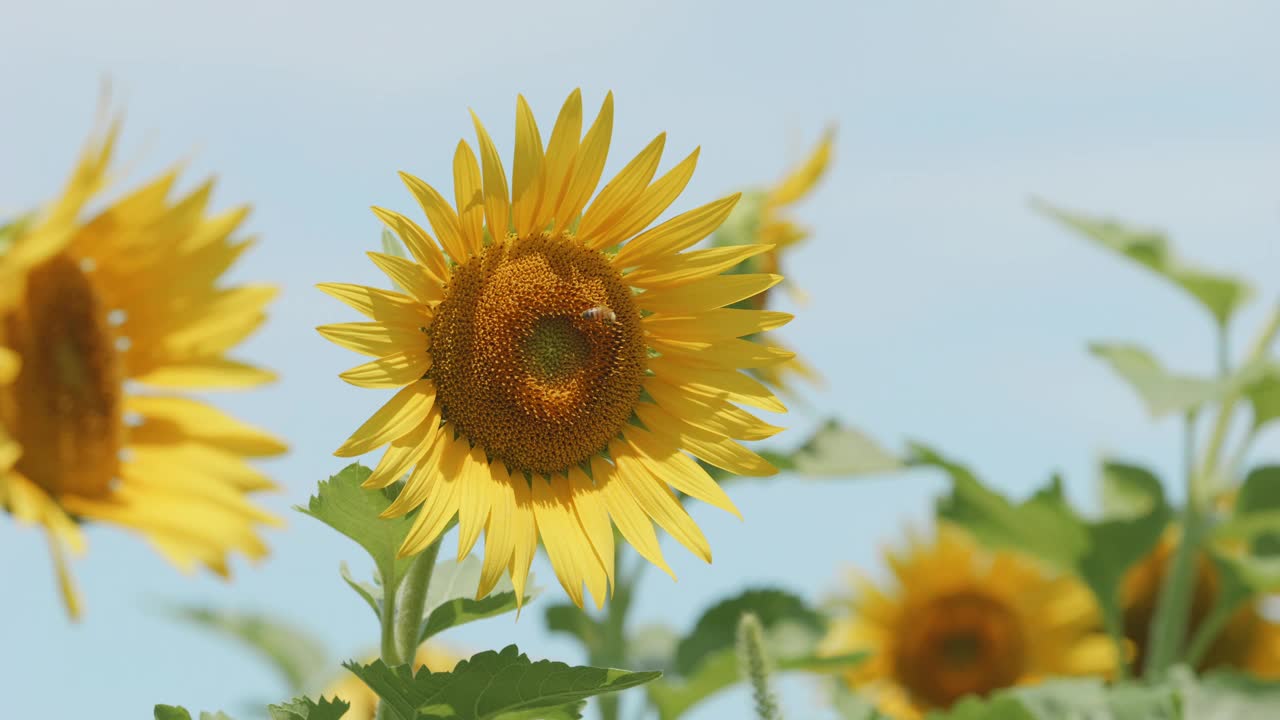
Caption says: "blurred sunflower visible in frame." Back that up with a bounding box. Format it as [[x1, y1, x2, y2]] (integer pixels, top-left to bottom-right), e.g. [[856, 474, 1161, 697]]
[[1122, 531, 1280, 677], [318, 90, 792, 610], [325, 645, 458, 719], [719, 129, 833, 393], [0, 109, 285, 618], [822, 527, 1116, 719]]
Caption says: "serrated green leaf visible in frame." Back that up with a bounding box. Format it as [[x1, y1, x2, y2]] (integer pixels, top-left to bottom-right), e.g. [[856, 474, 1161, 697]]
[[1035, 201, 1253, 326], [790, 420, 902, 476], [418, 556, 537, 642], [167, 607, 329, 693], [267, 696, 350, 720], [1089, 343, 1222, 418], [674, 588, 824, 675], [297, 464, 417, 597], [154, 707, 194, 720], [344, 645, 660, 720]]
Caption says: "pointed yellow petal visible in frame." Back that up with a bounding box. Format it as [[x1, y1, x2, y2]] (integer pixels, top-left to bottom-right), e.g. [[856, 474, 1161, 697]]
[[531, 476, 588, 608], [643, 379, 783, 441], [643, 309, 792, 340], [578, 133, 666, 245], [133, 359, 277, 389], [367, 251, 444, 306], [125, 395, 288, 457], [649, 356, 787, 413], [535, 89, 583, 231], [613, 193, 740, 269], [398, 444, 462, 556], [509, 478, 538, 608], [478, 463, 518, 598], [335, 380, 436, 457], [339, 351, 430, 389], [362, 410, 440, 489], [381, 429, 450, 515], [453, 140, 485, 255], [555, 92, 613, 231], [49, 531, 83, 621], [638, 273, 782, 314], [635, 403, 777, 477], [589, 146, 699, 250], [612, 441, 712, 563], [511, 95, 546, 236], [399, 172, 468, 265], [649, 336, 795, 370], [625, 244, 775, 288], [370, 206, 449, 282], [593, 456, 674, 579], [624, 427, 740, 519], [470, 110, 511, 242], [317, 321, 424, 358], [455, 445, 492, 561], [770, 127, 835, 207], [568, 467, 615, 588], [316, 283, 423, 323]]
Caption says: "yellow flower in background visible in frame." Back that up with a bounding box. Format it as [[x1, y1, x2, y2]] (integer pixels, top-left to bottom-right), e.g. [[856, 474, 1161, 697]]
[[0, 108, 285, 618], [823, 527, 1116, 719], [319, 90, 792, 610], [732, 129, 833, 394], [1122, 532, 1280, 677], [325, 646, 458, 719]]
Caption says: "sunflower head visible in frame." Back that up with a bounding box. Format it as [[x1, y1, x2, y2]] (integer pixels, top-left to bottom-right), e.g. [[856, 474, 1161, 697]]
[[1122, 529, 1280, 677], [0, 108, 285, 618], [319, 90, 794, 609], [823, 526, 1116, 719]]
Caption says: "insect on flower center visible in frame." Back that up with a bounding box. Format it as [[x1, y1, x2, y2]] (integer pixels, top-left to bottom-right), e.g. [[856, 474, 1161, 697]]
[[2, 253, 124, 498], [894, 591, 1027, 709], [427, 232, 645, 476]]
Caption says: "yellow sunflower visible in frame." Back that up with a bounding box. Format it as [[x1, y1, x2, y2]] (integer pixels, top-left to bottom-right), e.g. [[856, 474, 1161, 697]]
[[1122, 531, 1280, 677], [0, 109, 285, 618], [736, 129, 833, 393], [822, 526, 1116, 719], [318, 90, 792, 610], [324, 645, 458, 719]]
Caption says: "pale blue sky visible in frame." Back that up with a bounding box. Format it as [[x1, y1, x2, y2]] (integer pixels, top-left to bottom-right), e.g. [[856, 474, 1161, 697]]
[[2, 2, 1278, 718]]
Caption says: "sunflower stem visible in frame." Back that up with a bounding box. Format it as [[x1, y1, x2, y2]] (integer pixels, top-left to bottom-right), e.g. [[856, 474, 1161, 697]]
[[394, 538, 441, 662], [736, 613, 783, 720], [1184, 590, 1248, 668], [595, 541, 635, 720]]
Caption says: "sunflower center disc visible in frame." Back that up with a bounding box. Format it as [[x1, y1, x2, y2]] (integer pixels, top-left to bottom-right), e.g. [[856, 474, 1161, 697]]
[[3, 253, 123, 497], [428, 232, 646, 476], [895, 591, 1027, 708]]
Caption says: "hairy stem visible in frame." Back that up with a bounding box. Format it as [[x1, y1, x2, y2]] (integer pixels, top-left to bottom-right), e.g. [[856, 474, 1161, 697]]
[[737, 613, 783, 720], [394, 539, 441, 662]]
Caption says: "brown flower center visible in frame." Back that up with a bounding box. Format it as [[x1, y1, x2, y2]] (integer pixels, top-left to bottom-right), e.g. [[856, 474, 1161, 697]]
[[894, 591, 1027, 709], [427, 232, 645, 476], [3, 253, 123, 498]]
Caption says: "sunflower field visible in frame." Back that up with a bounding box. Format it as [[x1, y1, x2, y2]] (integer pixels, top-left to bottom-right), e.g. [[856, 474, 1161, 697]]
[[3, 3, 1279, 719]]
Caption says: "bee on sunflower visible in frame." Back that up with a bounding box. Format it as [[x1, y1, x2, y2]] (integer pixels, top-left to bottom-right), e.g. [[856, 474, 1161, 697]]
[[0, 103, 285, 618], [318, 89, 794, 609]]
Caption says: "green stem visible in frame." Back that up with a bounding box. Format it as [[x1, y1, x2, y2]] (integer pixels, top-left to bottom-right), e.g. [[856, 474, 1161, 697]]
[[1184, 592, 1247, 668], [1144, 412, 1201, 678], [1216, 323, 1230, 380], [379, 575, 401, 668], [394, 539, 441, 662], [595, 541, 636, 720], [1100, 599, 1130, 681], [737, 613, 783, 720]]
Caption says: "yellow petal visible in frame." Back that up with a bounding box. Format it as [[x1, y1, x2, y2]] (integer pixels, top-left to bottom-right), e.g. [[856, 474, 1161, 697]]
[[316, 282, 423, 323], [0, 347, 19, 382], [397, 443, 463, 556], [125, 395, 288, 457], [535, 89, 583, 231], [453, 140, 486, 256], [399, 172, 468, 266], [635, 403, 777, 477], [455, 445, 492, 562], [643, 308, 792, 341], [335, 380, 436, 457], [578, 133, 666, 244], [50, 530, 83, 620], [531, 476, 589, 608], [593, 455, 674, 579], [470, 110, 511, 242], [612, 441, 712, 563], [643, 378, 783, 441], [648, 336, 796, 370], [367, 251, 444, 306], [511, 94, 546, 237], [638, 273, 782, 314], [568, 467, 615, 588], [362, 411, 440, 489], [649, 356, 787, 413], [614, 193, 740, 269], [317, 321, 424, 358], [591, 147, 699, 250], [555, 92, 614, 231], [339, 350, 431, 389], [769, 127, 835, 207], [509, 478, 538, 608], [381, 428, 450, 515], [132, 359, 277, 389], [370, 206, 450, 282], [625, 244, 775, 289], [477, 463, 518, 598], [624, 427, 740, 519]]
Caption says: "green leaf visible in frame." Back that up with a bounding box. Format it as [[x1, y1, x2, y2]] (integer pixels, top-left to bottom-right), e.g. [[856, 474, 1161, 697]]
[[1241, 363, 1280, 431], [544, 603, 602, 649], [708, 191, 768, 253], [789, 420, 902, 476], [339, 560, 382, 619], [297, 464, 417, 602], [1183, 668, 1280, 718], [343, 645, 660, 720], [1035, 201, 1253, 326], [1101, 461, 1166, 519], [1089, 343, 1222, 418], [381, 228, 409, 259], [166, 607, 329, 693], [154, 708, 194, 720], [419, 556, 537, 642], [267, 696, 350, 720], [674, 589, 824, 675]]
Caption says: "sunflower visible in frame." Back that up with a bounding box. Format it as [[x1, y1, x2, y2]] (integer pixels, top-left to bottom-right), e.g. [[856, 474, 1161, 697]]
[[823, 526, 1116, 719], [0, 109, 285, 618], [726, 129, 833, 393], [324, 645, 458, 719], [318, 90, 792, 609], [1122, 531, 1280, 677]]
